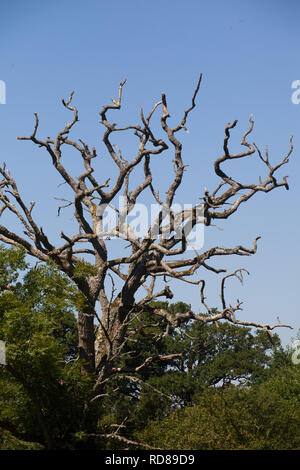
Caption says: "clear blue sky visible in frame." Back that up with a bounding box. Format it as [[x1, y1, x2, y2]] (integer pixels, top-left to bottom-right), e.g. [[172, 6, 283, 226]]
[[0, 0, 299, 346]]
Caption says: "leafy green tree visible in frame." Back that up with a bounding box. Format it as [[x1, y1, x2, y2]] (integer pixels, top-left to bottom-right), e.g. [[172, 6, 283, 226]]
[[0, 244, 295, 451], [96, 301, 279, 441], [0, 245, 94, 449], [135, 361, 300, 450]]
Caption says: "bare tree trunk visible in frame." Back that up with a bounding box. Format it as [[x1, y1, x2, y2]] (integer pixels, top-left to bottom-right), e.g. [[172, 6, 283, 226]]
[[94, 301, 129, 379], [78, 309, 95, 372], [94, 303, 120, 369]]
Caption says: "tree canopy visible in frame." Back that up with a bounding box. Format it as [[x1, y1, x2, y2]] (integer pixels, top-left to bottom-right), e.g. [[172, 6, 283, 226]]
[[1, 244, 299, 450]]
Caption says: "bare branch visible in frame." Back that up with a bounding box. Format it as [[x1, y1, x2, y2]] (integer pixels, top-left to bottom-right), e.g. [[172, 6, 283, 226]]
[[88, 432, 163, 450], [1, 74, 292, 399]]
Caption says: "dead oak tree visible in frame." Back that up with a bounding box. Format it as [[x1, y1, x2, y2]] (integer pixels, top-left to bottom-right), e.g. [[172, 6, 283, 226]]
[[0, 75, 293, 398]]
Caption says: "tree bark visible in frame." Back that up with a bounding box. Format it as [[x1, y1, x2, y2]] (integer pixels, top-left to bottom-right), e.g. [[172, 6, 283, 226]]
[[78, 309, 95, 372]]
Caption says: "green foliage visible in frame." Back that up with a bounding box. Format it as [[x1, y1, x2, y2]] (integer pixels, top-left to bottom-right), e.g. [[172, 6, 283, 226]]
[[0, 245, 27, 291], [97, 302, 279, 441], [72, 259, 97, 280], [0, 429, 43, 450], [0, 246, 94, 449], [136, 363, 300, 450], [0, 244, 299, 450]]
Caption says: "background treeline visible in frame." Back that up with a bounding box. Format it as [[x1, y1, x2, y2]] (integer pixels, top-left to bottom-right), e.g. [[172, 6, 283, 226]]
[[0, 245, 299, 450]]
